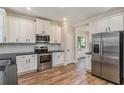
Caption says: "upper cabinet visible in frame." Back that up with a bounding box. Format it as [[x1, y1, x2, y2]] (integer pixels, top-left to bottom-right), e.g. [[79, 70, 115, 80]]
[[0, 8, 7, 43], [107, 15, 123, 32], [8, 16, 36, 43], [20, 18, 36, 43], [50, 22, 62, 43], [90, 15, 124, 34], [36, 18, 51, 35], [8, 16, 20, 43]]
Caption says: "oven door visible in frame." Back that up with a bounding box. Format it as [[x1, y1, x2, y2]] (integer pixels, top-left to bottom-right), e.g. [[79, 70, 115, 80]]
[[36, 35, 50, 43], [37, 54, 52, 71]]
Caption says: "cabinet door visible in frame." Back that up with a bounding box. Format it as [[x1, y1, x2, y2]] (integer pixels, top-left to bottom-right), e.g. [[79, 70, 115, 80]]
[[89, 22, 98, 34], [43, 20, 51, 35], [85, 55, 92, 72], [36, 19, 44, 35], [8, 17, 20, 43], [108, 15, 123, 32], [52, 53, 58, 67], [20, 19, 28, 43], [16, 55, 28, 74], [28, 54, 37, 71], [97, 19, 108, 33], [0, 9, 4, 43], [27, 20, 36, 43], [53, 52, 63, 67], [59, 52, 64, 65]]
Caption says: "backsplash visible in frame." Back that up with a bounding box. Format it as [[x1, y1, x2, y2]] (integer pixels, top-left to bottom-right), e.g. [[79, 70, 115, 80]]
[[0, 43, 61, 54]]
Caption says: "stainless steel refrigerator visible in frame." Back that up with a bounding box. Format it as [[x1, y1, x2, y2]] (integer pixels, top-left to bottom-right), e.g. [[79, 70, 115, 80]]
[[92, 31, 124, 84]]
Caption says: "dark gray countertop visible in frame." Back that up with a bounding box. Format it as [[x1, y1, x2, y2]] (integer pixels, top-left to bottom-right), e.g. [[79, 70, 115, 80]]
[[0, 52, 35, 64], [0, 50, 64, 64]]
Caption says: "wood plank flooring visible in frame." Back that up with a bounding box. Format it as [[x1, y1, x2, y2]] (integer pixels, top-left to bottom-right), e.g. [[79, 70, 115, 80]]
[[18, 61, 113, 85]]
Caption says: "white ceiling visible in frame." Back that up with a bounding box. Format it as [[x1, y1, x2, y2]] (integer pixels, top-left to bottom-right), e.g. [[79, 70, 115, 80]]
[[6, 7, 113, 25]]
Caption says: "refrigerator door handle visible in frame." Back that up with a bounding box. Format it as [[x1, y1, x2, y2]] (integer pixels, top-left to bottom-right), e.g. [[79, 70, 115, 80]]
[[101, 40, 103, 59], [99, 40, 101, 57]]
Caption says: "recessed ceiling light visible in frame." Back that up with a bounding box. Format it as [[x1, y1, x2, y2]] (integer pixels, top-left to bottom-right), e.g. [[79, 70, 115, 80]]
[[27, 7, 31, 10], [63, 17, 67, 21]]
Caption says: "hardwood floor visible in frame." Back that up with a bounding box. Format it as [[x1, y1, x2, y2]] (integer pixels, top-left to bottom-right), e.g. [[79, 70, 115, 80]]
[[18, 61, 113, 85]]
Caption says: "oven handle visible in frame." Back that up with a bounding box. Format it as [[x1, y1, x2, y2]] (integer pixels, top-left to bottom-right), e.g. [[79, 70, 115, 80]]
[[40, 60, 52, 63]]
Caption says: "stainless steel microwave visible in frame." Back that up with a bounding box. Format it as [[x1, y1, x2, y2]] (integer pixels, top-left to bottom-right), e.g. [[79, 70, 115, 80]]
[[36, 35, 50, 43]]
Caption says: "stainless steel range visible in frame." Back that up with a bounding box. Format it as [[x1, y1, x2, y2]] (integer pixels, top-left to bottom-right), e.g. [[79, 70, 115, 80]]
[[35, 46, 52, 71]]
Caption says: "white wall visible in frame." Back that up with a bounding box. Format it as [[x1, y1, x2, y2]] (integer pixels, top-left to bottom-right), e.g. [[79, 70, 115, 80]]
[[0, 44, 61, 54]]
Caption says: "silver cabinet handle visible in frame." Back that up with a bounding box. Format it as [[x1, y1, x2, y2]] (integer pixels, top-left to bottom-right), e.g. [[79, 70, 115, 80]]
[[99, 39, 101, 57], [26, 39, 29, 43], [29, 59, 30, 63], [4, 37, 6, 42], [105, 28, 107, 32], [26, 60, 28, 64], [16, 38, 18, 42], [108, 27, 110, 31], [101, 40, 103, 59]]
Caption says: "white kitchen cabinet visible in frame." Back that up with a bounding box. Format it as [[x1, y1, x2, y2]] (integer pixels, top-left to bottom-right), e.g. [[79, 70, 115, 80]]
[[28, 21, 36, 43], [97, 19, 108, 33], [108, 15, 123, 32], [36, 18, 51, 35], [0, 9, 4, 43], [28, 54, 37, 71], [36, 18, 44, 35], [52, 52, 64, 67], [16, 55, 28, 74], [50, 23, 61, 43], [43, 20, 51, 35], [0, 8, 8, 43], [20, 19, 36, 43], [8, 17, 20, 43], [85, 55, 92, 72], [8, 16, 36, 43], [19, 19, 28, 43], [89, 22, 98, 34], [90, 15, 124, 34], [16, 54, 37, 74]]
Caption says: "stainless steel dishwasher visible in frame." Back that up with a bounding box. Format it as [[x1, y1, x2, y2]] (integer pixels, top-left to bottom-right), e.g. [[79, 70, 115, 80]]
[[0, 59, 17, 85]]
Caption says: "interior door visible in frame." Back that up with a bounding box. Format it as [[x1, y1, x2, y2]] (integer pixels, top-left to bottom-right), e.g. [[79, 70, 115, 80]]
[[92, 33, 101, 77], [66, 27, 74, 64], [101, 32, 120, 84]]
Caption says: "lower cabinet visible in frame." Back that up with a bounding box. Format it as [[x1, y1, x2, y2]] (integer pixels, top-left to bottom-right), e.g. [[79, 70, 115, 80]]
[[85, 55, 92, 72], [16, 54, 37, 75], [52, 52, 64, 67]]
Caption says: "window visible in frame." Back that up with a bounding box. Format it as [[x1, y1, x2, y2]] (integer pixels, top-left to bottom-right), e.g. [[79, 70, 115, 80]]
[[77, 36, 86, 50]]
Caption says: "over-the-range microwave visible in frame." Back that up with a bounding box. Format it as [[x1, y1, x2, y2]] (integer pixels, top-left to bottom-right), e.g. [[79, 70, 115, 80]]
[[36, 34, 50, 43]]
